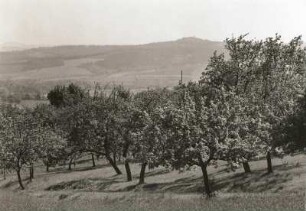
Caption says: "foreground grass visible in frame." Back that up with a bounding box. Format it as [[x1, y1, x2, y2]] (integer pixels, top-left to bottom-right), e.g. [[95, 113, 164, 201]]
[[0, 154, 305, 210], [0, 191, 304, 211]]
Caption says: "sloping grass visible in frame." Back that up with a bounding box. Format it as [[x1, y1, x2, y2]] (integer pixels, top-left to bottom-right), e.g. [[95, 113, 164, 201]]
[[0, 154, 305, 210], [0, 191, 304, 211]]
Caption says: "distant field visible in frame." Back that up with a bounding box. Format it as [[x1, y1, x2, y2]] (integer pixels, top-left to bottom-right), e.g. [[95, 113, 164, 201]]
[[0, 38, 224, 90], [19, 100, 49, 108], [0, 154, 305, 210]]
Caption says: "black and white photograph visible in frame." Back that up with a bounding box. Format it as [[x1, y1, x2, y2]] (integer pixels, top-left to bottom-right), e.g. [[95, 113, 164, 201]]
[[0, 0, 305, 210]]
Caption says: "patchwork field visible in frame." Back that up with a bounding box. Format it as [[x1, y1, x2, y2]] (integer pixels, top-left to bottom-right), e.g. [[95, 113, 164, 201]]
[[0, 38, 224, 92]]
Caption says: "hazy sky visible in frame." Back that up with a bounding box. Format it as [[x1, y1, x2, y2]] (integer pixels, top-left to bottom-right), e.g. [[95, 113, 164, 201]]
[[0, 0, 305, 45]]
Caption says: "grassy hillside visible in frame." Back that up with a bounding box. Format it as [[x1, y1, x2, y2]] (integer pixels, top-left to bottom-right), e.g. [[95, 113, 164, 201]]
[[0, 154, 305, 210], [0, 38, 224, 91]]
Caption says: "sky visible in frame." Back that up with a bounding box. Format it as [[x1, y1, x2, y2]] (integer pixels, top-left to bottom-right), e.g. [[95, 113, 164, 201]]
[[0, 0, 305, 46]]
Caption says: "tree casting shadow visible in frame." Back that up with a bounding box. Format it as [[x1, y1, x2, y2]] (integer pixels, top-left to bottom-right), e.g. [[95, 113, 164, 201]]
[[43, 163, 299, 194]]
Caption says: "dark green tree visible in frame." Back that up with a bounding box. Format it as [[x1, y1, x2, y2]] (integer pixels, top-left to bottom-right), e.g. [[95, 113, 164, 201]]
[[47, 83, 88, 108]]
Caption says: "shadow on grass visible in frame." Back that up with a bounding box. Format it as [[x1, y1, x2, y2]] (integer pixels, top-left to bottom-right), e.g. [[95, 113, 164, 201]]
[[133, 169, 171, 179], [44, 163, 300, 194], [50, 163, 113, 174], [1, 180, 17, 189], [1, 173, 53, 189], [211, 164, 295, 193], [46, 177, 123, 191]]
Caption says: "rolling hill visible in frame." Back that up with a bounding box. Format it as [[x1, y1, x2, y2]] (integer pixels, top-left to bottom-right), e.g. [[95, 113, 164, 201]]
[[0, 37, 224, 91]]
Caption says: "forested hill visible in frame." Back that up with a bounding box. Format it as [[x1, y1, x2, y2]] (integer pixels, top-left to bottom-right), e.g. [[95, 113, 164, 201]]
[[0, 37, 224, 91]]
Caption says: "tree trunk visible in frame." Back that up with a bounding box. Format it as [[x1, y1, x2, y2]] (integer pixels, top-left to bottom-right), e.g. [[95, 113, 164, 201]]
[[30, 163, 34, 180], [68, 157, 73, 170], [29, 167, 32, 182], [17, 168, 24, 190], [139, 162, 147, 184], [113, 152, 117, 165], [200, 163, 212, 197], [123, 142, 132, 181], [266, 151, 273, 173], [125, 159, 132, 181], [3, 167, 6, 180], [243, 162, 251, 173], [32, 164, 34, 179], [46, 164, 49, 172], [91, 153, 96, 167], [106, 156, 122, 175]]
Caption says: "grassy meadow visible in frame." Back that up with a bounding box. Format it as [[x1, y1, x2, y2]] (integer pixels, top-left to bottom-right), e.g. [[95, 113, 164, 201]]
[[0, 153, 305, 211]]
